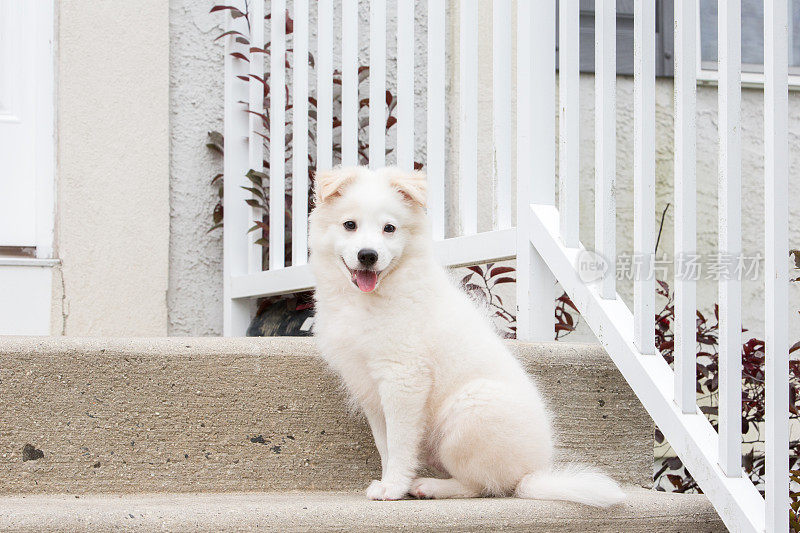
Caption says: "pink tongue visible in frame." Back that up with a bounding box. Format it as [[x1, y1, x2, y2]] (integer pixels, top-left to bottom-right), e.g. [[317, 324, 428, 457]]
[[355, 270, 378, 292]]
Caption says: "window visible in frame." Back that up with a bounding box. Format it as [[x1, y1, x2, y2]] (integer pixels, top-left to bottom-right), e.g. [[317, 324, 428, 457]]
[[699, 0, 800, 76], [558, 0, 800, 86], [556, 0, 675, 77]]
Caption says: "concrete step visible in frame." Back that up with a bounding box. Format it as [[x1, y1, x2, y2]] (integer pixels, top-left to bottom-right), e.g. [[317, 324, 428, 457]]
[[0, 337, 652, 495], [0, 488, 725, 532]]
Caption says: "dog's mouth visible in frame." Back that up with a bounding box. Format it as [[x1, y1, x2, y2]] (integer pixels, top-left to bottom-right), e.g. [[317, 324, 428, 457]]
[[342, 260, 381, 293]]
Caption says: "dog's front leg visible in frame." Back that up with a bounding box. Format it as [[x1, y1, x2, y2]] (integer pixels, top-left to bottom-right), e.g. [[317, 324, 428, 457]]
[[365, 362, 430, 501], [362, 403, 388, 477]]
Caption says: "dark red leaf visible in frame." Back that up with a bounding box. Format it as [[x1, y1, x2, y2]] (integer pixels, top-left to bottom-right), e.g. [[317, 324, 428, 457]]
[[210, 5, 246, 19], [285, 9, 294, 33], [214, 30, 248, 42], [490, 266, 515, 277]]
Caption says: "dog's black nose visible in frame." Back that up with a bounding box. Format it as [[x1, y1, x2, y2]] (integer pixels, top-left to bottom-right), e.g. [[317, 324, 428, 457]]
[[358, 249, 378, 267]]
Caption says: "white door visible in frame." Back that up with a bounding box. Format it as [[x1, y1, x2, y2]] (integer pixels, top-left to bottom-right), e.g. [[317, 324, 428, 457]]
[[0, 0, 55, 335], [0, 0, 54, 256]]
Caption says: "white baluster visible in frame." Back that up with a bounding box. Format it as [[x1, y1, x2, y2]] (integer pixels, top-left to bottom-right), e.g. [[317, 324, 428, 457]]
[[396, 0, 414, 171], [317, 0, 333, 171], [269, 0, 286, 270], [292, 0, 309, 266], [368, 0, 386, 169], [673, 0, 697, 414], [558, 0, 579, 248], [426, 0, 446, 240], [459, 0, 477, 236], [764, 1, 790, 530], [222, 0, 252, 335], [341, 0, 359, 167], [717, 0, 742, 477], [492, 0, 512, 230], [595, 0, 616, 299]]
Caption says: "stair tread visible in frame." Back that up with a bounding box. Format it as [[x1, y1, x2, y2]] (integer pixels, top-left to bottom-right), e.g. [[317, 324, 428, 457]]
[[0, 487, 725, 532]]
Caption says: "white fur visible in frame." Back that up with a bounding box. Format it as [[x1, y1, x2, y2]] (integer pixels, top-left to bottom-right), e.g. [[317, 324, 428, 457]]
[[309, 166, 625, 507]]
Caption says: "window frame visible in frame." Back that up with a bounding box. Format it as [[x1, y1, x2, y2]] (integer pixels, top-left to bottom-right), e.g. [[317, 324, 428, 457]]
[[694, 1, 800, 89]]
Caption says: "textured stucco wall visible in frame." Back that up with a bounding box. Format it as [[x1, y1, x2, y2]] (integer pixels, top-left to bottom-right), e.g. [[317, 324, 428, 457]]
[[52, 0, 170, 335], [168, 0, 225, 335]]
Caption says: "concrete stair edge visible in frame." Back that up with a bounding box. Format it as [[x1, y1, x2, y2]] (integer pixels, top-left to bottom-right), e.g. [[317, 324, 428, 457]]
[[0, 336, 606, 359], [0, 487, 725, 533]]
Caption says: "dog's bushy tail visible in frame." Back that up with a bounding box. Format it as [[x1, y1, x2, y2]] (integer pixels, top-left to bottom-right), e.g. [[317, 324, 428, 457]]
[[514, 465, 626, 508]]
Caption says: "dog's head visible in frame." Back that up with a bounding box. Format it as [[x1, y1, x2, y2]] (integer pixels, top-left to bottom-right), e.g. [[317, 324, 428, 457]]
[[309, 166, 428, 293]]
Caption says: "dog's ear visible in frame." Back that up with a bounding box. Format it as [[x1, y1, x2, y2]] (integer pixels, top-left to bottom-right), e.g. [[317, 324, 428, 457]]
[[314, 167, 356, 205], [388, 169, 427, 208]]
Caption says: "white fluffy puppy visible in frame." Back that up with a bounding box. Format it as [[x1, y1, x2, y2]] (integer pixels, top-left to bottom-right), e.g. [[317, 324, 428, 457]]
[[309, 166, 625, 506]]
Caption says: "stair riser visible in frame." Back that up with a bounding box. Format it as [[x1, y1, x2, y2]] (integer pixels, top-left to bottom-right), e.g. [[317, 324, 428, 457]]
[[0, 338, 652, 494]]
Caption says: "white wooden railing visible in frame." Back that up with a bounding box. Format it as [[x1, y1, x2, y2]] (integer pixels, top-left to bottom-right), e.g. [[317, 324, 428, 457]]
[[223, 0, 518, 333], [222, 2, 791, 531]]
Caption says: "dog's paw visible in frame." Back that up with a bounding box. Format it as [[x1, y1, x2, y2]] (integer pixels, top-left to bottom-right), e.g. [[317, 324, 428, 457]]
[[409, 477, 437, 499], [409, 477, 479, 499], [365, 479, 408, 501]]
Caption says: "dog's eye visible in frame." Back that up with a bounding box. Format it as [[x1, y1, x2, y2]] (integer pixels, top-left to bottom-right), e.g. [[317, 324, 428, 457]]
[[343, 220, 357, 231], [383, 224, 396, 233]]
